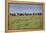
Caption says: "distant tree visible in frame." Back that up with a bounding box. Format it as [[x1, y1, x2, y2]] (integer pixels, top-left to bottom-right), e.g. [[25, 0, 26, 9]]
[[38, 13, 42, 15], [10, 13, 16, 16]]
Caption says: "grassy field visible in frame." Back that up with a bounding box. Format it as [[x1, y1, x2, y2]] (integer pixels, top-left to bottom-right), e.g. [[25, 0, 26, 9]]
[[8, 15, 43, 30]]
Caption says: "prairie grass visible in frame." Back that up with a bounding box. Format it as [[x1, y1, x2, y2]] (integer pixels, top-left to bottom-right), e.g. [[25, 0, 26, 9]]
[[8, 15, 43, 30]]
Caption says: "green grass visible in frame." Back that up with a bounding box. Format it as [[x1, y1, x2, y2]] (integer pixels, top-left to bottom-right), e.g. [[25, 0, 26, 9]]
[[8, 15, 43, 30]]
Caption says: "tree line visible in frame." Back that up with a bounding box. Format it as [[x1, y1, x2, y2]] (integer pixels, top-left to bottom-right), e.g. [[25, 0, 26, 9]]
[[10, 13, 42, 16]]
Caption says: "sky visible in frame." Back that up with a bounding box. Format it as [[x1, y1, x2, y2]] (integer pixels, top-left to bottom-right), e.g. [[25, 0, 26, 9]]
[[9, 4, 43, 13]]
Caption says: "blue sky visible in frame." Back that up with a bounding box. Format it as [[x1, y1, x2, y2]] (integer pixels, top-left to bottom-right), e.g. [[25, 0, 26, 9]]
[[9, 4, 42, 13]]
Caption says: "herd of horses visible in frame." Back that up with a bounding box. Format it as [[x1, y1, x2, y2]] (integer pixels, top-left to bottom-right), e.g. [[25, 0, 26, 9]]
[[10, 13, 42, 16]]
